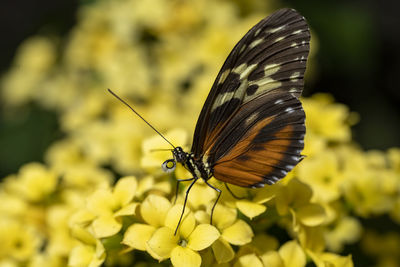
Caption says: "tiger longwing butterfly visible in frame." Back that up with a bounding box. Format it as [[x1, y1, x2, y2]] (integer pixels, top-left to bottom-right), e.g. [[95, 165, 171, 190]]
[[109, 8, 310, 235]]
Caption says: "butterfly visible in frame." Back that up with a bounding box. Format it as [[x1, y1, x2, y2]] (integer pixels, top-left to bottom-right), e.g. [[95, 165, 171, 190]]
[[109, 8, 310, 235]]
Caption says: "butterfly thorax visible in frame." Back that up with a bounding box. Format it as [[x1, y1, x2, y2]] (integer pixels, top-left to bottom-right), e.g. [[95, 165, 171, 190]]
[[172, 147, 212, 181]]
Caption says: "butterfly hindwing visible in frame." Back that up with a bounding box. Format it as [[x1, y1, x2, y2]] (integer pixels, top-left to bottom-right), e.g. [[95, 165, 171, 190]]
[[191, 8, 310, 159], [210, 91, 305, 187]]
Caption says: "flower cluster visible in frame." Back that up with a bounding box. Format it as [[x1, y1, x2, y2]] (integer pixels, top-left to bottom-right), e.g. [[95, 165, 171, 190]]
[[1, 0, 399, 266]]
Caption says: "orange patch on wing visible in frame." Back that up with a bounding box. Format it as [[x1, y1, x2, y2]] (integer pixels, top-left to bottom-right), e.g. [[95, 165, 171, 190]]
[[213, 123, 295, 187], [213, 115, 276, 161]]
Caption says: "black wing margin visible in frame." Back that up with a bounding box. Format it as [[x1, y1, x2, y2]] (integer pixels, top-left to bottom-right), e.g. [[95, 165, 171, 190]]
[[191, 8, 310, 158]]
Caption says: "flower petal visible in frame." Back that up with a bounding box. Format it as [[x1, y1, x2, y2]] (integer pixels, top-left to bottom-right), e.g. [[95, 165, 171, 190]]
[[235, 253, 263, 267], [113, 176, 137, 205], [261, 251, 284, 267], [211, 238, 234, 263], [87, 189, 115, 215], [147, 227, 178, 260], [187, 224, 220, 251], [279, 241, 306, 267], [298, 226, 325, 252], [222, 220, 253, 245], [68, 244, 94, 267], [252, 234, 279, 255], [165, 204, 195, 239], [114, 202, 139, 217], [140, 195, 171, 227], [236, 200, 266, 219], [309, 252, 353, 267], [91, 215, 122, 238], [194, 210, 209, 224], [170, 246, 201, 267], [211, 204, 237, 230], [187, 182, 216, 209], [296, 204, 326, 227], [253, 185, 278, 204], [122, 224, 156, 251]]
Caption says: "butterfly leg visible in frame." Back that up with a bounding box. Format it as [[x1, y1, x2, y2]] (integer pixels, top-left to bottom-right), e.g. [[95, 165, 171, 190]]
[[204, 180, 222, 225], [224, 183, 246, 200], [174, 178, 198, 235], [174, 177, 196, 204]]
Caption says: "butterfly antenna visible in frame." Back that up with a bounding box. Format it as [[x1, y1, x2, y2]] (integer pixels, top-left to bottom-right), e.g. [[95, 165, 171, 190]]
[[107, 89, 176, 149]]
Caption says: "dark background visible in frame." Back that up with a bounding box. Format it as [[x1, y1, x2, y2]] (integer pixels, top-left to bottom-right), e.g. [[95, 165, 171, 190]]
[[0, 0, 399, 177]]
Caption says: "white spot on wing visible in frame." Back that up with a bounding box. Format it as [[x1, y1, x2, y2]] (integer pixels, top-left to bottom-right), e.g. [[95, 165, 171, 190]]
[[285, 107, 294, 113], [290, 72, 301, 79], [234, 63, 258, 80], [290, 72, 301, 82], [264, 63, 281, 76], [249, 38, 263, 49], [275, 36, 285, 42], [218, 69, 230, 84], [274, 99, 284, 104], [245, 112, 259, 126], [211, 91, 237, 111], [268, 25, 286, 33], [239, 44, 247, 54]]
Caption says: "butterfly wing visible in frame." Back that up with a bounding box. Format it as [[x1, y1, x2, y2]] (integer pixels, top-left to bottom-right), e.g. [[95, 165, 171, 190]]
[[191, 8, 310, 159]]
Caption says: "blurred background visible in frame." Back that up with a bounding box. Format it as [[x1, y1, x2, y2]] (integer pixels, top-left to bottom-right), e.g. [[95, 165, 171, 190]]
[[0, 1, 399, 266], [0, 0, 399, 176]]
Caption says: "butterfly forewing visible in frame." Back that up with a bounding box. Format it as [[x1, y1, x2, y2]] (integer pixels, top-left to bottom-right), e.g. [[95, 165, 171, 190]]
[[191, 8, 309, 187], [192, 8, 310, 160]]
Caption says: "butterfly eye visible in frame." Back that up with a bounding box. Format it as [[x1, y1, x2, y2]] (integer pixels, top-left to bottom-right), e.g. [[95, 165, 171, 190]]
[[162, 159, 176, 173]]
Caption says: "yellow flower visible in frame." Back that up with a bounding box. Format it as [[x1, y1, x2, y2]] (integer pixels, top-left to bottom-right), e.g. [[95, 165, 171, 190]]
[[215, 181, 269, 220], [297, 150, 343, 203], [122, 194, 171, 251], [68, 235, 105, 267], [45, 138, 97, 174], [0, 218, 41, 263], [81, 176, 138, 238], [325, 217, 362, 252], [196, 204, 254, 263], [302, 94, 352, 142], [1, 36, 55, 106], [260, 240, 306, 267], [238, 234, 279, 258], [146, 204, 220, 267], [135, 175, 171, 198], [4, 163, 57, 202], [45, 205, 80, 258], [343, 168, 397, 216], [275, 179, 326, 231], [388, 148, 400, 173], [235, 253, 264, 267], [308, 251, 353, 267]]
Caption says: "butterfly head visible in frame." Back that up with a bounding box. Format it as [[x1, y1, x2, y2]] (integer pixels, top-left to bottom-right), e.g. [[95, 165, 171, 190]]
[[161, 146, 187, 173]]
